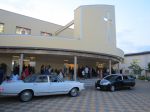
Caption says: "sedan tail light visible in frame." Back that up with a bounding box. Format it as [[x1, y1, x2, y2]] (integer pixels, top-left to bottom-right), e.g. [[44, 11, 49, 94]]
[[0, 86, 4, 92]]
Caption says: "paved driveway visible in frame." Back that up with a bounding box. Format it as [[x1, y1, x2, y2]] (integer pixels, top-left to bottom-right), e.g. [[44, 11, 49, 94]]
[[0, 80, 150, 112]]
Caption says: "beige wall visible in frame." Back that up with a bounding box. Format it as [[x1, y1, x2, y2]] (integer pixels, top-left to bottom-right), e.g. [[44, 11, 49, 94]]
[[0, 9, 73, 37], [0, 5, 124, 60], [74, 5, 116, 47], [0, 35, 123, 58], [120, 54, 150, 75]]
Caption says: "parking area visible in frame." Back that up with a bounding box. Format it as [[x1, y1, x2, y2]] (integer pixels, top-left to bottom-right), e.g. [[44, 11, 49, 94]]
[[0, 80, 150, 112]]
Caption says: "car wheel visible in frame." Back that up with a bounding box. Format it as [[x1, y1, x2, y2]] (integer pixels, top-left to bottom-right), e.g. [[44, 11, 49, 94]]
[[110, 85, 115, 92], [69, 88, 79, 97], [19, 90, 33, 102]]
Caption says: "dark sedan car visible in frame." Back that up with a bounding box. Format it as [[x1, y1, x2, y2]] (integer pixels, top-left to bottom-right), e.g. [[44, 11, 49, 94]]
[[95, 74, 135, 91]]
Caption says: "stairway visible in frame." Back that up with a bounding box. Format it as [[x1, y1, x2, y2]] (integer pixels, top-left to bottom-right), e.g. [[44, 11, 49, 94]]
[[78, 78, 99, 87]]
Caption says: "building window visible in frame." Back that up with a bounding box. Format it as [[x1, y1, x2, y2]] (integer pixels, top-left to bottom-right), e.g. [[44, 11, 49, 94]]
[[0, 23, 4, 33], [16, 26, 31, 35], [41, 32, 52, 37], [133, 59, 140, 63]]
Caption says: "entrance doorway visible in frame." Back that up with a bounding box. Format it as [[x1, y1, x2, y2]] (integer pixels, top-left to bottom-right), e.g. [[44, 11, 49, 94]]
[[12, 55, 36, 75]]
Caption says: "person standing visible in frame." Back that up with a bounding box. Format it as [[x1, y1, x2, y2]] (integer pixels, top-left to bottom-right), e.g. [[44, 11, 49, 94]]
[[40, 65, 45, 74], [11, 73, 19, 81], [0, 65, 4, 84], [84, 66, 89, 79]]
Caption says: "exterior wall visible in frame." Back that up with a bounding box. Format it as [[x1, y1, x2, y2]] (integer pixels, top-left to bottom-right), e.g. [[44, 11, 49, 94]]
[[0, 4, 124, 74], [0, 9, 73, 37], [74, 5, 116, 47], [0, 5, 124, 58], [73, 5, 123, 58], [121, 54, 150, 75], [0, 34, 123, 58]]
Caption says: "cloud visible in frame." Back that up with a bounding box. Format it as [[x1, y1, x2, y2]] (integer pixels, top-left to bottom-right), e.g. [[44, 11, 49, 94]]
[[117, 29, 150, 53]]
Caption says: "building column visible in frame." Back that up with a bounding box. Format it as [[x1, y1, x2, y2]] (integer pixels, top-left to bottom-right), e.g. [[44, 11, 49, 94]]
[[118, 62, 120, 74], [74, 56, 77, 81], [109, 60, 112, 75], [19, 54, 24, 76]]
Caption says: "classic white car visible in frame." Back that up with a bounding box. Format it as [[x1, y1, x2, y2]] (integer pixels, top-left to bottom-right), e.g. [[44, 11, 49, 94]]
[[0, 74, 84, 102]]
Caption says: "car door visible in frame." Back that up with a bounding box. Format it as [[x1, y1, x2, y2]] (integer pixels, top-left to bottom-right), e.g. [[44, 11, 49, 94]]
[[49, 76, 70, 94], [33, 75, 50, 96], [115, 76, 123, 89], [123, 76, 129, 87], [123, 76, 135, 87]]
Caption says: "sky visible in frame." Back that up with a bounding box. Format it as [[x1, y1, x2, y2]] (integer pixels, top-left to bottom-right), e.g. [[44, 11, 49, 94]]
[[0, 0, 150, 54]]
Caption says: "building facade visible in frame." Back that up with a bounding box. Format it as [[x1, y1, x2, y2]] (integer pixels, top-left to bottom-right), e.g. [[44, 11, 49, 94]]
[[120, 51, 150, 76], [0, 5, 124, 80]]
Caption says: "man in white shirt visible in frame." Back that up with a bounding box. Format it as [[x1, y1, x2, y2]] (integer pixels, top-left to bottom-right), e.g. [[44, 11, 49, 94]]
[[11, 74, 19, 81], [84, 66, 89, 79]]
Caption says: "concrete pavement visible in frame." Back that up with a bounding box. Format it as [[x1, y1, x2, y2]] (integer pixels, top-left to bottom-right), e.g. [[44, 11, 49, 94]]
[[0, 80, 150, 112]]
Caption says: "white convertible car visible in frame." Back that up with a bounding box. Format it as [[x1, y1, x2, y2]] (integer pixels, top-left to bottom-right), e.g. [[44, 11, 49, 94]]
[[0, 74, 84, 102]]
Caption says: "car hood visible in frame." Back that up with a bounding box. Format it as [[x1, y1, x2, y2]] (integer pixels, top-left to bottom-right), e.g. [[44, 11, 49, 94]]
[[100, 79, 111, 84]]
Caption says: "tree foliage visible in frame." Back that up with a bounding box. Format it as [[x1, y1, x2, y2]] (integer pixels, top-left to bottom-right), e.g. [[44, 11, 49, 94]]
[[148, 62, 150, 72], [128, 61, 143, 75]]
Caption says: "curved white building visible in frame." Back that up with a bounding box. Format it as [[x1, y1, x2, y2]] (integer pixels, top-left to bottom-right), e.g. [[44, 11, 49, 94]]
[[0, 5, 124, 79]]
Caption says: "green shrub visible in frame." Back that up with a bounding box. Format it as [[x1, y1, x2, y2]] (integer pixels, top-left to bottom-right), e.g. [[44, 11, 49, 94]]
[[138, 76, 150, 81], [138, 76, 146, 80], [146, 77, 150, 81]]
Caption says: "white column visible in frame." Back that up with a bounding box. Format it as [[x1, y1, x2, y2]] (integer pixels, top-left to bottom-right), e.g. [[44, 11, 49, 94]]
[[109, 60, 112, 75], [19, 54, 24, 76], [118, 62, 120, 74], [74, 56, 77, 81]]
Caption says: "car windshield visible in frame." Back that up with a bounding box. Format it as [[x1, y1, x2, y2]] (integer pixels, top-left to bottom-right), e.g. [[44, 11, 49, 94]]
[[104, 75, 119, 81], [23, 75, 37, 83]]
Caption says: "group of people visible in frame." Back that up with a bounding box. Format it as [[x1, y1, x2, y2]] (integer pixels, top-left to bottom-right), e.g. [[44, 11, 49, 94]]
[[2, 64, 35, 82], [40, 65, 64, 81], [0, 64, 5, 84], [40, 64, 109, 80], [40, 65, 75, 80], [0, 62, 116, 84], [78, 66, 98, 79]]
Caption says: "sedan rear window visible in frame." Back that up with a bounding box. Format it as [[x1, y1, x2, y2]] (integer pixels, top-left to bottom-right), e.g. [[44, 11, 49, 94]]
[[24, 75, 37, 83], [104, 75, 117, 80], [35, 76, 48, 83]]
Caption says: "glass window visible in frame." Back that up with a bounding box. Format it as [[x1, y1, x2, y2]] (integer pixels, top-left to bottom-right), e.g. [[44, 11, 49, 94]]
[[0, 23, 4, 33], [132, 59, 140, 63], [123, 76, 128, 80], [41, 32, 52, 37], [24, 75, 37, 83], [49, 75, 58, 82], [116, 76, 122, 81], [36, 76, 48, 83], [104, 75, 118, 81], [16, 26, 31, 35]]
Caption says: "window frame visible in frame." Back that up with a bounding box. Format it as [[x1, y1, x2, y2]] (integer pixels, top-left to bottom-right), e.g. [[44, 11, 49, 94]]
[[35, 75, 48, 83], [16, 26, 31, 35], [41, 31, 52, 37], [0, 23, 4, 33]]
